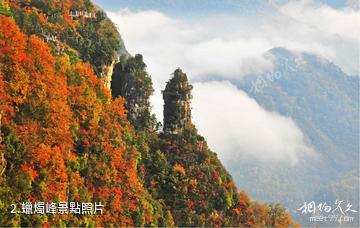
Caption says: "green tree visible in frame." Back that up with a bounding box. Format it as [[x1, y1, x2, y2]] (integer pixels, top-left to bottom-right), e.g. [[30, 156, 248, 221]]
[[111, 54, 156, 130], [162, 68, 193, 134]]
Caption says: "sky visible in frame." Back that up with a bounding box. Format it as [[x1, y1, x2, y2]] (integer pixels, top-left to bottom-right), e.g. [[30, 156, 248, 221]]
[[93, 0, 359, 165], [94, 0, 355, 12]]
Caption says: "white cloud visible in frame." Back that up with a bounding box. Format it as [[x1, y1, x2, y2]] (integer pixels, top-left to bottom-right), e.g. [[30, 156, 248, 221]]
[[192, 81, 314, 164], [280, 0, 359, 41], [183, 38, 273, 78], [277, 0, 360, 75], [107, 9, 275, 87]]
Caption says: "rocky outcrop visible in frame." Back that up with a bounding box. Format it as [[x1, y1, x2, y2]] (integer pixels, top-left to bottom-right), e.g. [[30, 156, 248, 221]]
[[101, 59, 117, 90], [102, 36, 129, 90], [111, 54, 155, 130], [163, 68, 193, 134]]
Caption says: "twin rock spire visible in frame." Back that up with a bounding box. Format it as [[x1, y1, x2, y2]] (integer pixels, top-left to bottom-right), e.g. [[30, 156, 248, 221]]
[[111, 55, 193, 134]]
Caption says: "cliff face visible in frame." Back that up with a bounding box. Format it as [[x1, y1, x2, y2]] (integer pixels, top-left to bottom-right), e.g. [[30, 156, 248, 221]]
[[101, 36, 129, 90], [101, 59, 116, 89]]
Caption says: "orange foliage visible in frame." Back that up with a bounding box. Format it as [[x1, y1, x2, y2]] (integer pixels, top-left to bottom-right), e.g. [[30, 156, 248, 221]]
[[19, 165, 39, 180], [173, 163, 186, 175], [31, 144, 68, 201], [0, 14, 148, 226], [0, 16, 30, 110]]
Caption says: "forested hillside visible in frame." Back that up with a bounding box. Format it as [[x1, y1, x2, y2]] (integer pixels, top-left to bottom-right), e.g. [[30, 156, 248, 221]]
[[0, 0, 297, 226]]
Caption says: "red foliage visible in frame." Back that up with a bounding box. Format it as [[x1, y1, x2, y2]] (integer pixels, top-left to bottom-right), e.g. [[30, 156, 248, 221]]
[[0, 15, 148, 226], [19, 165, 39, 180], [31, 144, 68, 201], [42, 221, 51, 228], [187, 200, 195, 210], [233, 208, 241, 217], [239, 199, 247, 207], [213, 169, 219, 179]]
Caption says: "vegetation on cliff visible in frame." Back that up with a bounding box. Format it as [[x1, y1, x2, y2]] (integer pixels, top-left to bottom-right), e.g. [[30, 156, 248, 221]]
[[0, 0, 297, 226]]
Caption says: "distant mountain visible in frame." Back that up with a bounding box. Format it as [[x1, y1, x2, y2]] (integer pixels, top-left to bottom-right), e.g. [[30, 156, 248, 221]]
[[229, 47, 359, 226], [242, 47, 358, 170]]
